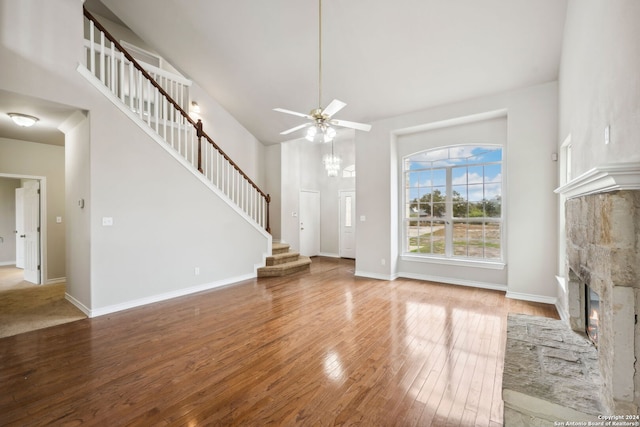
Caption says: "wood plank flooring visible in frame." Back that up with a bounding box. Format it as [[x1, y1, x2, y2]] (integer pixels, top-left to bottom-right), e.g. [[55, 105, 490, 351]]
[[0, 257, 558, 426]]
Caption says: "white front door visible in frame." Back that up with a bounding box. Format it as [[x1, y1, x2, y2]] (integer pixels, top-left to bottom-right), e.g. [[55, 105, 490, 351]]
[[339, 191, 356, 259], [15, 188, 25, 269], [22, 180, 40, 284], [299, 190, 320, 257]]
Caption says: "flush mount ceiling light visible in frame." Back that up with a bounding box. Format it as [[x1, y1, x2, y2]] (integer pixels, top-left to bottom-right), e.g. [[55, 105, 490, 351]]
[[8, 112, 39, 127], [273, 0, 371, 142]]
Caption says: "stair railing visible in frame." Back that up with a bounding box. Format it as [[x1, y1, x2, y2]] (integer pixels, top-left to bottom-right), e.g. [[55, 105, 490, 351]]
[[82, 7, 270, 233]]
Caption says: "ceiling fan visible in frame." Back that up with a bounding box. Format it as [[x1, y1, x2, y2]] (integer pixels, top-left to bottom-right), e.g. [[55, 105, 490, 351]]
[[274, 0, 371, 142]]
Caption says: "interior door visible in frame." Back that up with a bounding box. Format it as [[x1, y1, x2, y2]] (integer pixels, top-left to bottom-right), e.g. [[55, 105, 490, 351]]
[[22, 180, 40, 284], [339, 190, 356, 259], [15, 188, 25, 269], [299, 190, 320, 257]]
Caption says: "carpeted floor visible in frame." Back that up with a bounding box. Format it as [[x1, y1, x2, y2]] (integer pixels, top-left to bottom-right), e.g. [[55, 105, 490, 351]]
[[0, 266, 87, 338]]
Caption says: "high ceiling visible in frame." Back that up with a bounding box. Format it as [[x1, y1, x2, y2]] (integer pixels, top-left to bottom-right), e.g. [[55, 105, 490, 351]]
[[98, 0, 567, 145]]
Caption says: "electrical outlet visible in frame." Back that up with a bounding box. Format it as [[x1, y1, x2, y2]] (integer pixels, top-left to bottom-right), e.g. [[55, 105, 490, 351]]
[[194, 267, 200, 276], [102, 217, 113, 226], [381, 258, 386, 266]]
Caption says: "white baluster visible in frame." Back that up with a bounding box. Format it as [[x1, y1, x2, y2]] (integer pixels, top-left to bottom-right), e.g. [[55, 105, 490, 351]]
[[99, 32, 105, 84], [109, 42, 118, 96], [128, 61, 134, 109], [119, 51, 125, 101], [89, 21, 95, 74]]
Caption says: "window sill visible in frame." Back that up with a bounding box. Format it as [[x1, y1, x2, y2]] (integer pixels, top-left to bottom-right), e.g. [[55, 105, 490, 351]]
[[401, 254, 506, 270]]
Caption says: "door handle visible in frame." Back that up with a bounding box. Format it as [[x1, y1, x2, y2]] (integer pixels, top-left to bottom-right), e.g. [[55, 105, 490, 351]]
[[20, 235, 26, 238]]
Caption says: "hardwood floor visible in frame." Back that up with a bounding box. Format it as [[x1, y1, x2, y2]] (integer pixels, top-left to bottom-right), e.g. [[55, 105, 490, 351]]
[[0, 257, 558, 426]]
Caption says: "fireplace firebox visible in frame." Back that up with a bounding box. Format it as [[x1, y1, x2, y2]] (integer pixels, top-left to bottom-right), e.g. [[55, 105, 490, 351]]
[[585, 285, 600, 347]]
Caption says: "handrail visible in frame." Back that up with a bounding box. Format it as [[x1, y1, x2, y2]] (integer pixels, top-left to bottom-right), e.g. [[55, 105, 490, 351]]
[[83, 7, 270, 232]]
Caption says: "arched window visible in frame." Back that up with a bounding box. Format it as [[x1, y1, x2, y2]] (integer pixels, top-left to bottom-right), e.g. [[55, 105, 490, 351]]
[[403, 145, 503, 261]]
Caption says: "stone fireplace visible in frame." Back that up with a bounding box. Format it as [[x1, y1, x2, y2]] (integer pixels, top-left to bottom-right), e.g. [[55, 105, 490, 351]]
[[502, 164, 640, 425], [565, 188, 640, 413]]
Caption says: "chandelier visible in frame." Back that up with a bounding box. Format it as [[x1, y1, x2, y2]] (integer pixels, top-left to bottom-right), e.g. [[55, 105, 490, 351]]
[[323, 140, 341, 177]]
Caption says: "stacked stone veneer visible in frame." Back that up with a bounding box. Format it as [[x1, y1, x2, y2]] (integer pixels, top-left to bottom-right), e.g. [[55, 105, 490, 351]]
[[565, 190, 640, 413]]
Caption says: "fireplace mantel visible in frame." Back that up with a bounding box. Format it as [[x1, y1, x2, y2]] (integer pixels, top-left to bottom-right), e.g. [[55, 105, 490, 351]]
[[554, 162, 640, 199]]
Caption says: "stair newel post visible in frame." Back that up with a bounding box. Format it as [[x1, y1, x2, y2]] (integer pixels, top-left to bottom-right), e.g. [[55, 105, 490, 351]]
[[196, 119, 203, 174], [266, 194, 271, 234]]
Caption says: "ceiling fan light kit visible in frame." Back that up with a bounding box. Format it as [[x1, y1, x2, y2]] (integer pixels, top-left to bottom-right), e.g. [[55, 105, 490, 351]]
[[274, 0, 371, 147]]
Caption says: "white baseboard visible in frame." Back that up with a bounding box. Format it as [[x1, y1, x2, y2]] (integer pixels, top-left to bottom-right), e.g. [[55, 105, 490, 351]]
[[354, 270, 398, 281], [87, 273, 256, 318], [505, 291, 557, 305], [0, 261, 16, 266], [46, 277, 66, 285], [65, 293, 91, 317], [398, 272, 507, 292], [318, 252, 340, 258]]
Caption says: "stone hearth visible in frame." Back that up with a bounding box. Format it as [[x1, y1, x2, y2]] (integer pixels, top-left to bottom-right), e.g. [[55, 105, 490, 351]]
[[503, 314, 603, 425]]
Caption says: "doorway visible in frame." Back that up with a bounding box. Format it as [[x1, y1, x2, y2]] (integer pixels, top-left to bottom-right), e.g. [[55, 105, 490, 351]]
[[0, 175, 44, 285], [299, 190, 320, 257]]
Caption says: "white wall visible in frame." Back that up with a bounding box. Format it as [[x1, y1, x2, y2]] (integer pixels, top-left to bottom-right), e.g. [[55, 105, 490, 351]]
[[559, 0, 640, 178], [556, 0, 640, 315], [0, 0, 270, 314], [356, 81, 559, 301], [265, 144, 282, 240], [0, 178, 21, 264], [0, 138, 66, 281], [62, 111, 91, 308]]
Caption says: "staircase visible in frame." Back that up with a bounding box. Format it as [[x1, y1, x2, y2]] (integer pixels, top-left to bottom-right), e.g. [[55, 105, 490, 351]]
[[257, 243, 311, 277], [80, 7, 270, 233]]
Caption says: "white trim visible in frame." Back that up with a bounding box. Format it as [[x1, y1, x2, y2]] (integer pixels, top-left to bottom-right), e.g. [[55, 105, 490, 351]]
[[554, 162, 640, 199], [555, 275, 566, 293], [401, 254, 506, 270], [77, 64, 270, 241], [65, 292, 91, 317], [46, 277, 66, 285], [555, 301, 570, 324], [355, 270, 397, 281], [319, 252, 340, 258], [398, 271, 507, 292], [505, 291, 557, 305], [86, 274, 256, 318], [0, 261, 16, 266]]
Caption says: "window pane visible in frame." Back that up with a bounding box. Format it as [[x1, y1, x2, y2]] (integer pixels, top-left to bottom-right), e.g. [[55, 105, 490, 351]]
[[432, 169, 446, 186], [484, 223, 501, 259], [468, 166, 483, 184], [468, 184, 484, 203], [453, 222, 469, 256], [403, 145, 503, 262], [466, 222, 486, 258], [407, 220, 446, 254]]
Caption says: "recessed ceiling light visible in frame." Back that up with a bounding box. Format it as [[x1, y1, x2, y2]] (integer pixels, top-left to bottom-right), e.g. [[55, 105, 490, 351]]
[[7, 112, 39, 127]]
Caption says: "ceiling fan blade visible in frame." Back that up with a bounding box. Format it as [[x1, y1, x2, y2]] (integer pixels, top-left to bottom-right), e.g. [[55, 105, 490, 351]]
[[273, 108, 312, 119], [322, 99, 346, 118], [280, 123, 311, 135], [331, 119, 372, 132]]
